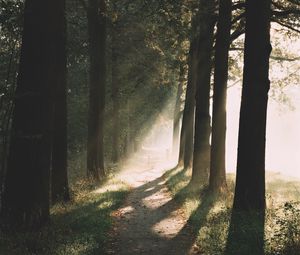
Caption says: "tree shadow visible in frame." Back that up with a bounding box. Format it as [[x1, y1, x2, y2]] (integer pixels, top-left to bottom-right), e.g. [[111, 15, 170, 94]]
[[225, 209, 265, 255], [51, 189, 130, 255], [162, 192, 216, 254], [106, 165, 218, 254], [1, 189, 129, 255]]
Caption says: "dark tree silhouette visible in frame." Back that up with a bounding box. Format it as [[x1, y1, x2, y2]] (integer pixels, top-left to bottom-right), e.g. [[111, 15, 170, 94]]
[[178, 13, 200, 169], [172, 64, 184, 160], [191, 0, 216, 185], [111, 18, 120, 164], [1, 0, 66, 228], [51, 2, 70, 203], [233, 0, 271, 213], [87, 0, 106, 180], [209, 0, 232, 194], [178, 39, 197, 169], [226, 0, 271, 253]]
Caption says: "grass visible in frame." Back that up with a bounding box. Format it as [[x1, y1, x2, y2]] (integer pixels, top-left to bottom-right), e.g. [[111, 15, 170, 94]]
[[0, 154, 129, 255], [164, 166, 300, 255], [1, 155, 299, 255]]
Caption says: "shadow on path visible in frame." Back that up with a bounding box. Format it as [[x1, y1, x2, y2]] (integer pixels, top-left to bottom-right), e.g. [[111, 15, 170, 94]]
[[106, 165, 215, 255]]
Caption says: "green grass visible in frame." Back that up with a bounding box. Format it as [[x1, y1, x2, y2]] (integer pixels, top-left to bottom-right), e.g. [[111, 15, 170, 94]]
[[0, 175, 129, 255], [164, 167, 300, 255]]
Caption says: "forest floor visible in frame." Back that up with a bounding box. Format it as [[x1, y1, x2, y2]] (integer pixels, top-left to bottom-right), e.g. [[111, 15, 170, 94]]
[[105, 151, 300, 255], [1, 151, 300, 255], [105, 154, 203, 255]]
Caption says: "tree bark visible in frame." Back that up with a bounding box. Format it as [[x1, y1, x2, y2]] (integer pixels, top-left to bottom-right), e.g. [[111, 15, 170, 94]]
[[172, 64, 184, 161], [87, 0, 106, 180], [111, 21, 120, 163], [209, 0, 232, 194], [178, 38, 197, 169], [51, 4, 70, 203], [233, 0, 271, 212], [1, 0, 66, 229], [191, 0, 216, 185]]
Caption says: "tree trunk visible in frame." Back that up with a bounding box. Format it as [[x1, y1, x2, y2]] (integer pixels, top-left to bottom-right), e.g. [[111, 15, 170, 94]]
[[51, 5, 70, 203], [233, 0, 271, 212], [191, 0, 216, 185], [1, 0, 66, 229], [178, 38, 198, 169], [124, 100, 132, 157], [172, 64, 184, 162], [225, 0, 271, 253], [87, 0, 106, 180], [111, 21, 120, 163], [209, 0, 232, 194]]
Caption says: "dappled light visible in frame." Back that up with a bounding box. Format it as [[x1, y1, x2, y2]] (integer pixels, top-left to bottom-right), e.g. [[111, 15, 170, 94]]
[[1, 0, 300, 254]]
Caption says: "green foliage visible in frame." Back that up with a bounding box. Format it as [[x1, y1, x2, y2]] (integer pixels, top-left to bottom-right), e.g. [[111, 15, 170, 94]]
[[266, 202, 300, 255], [1, 0, 300, 252], [64, 0, 188, 164], [66, 1, 89, 154], [0, 0, 23, 203]]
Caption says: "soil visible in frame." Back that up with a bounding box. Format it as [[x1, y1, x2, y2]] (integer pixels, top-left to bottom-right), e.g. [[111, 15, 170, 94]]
[[105, 156, 202, 255]]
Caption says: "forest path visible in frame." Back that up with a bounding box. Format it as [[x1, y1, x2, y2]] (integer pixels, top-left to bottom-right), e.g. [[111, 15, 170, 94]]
[[105, 154, 201, 255]]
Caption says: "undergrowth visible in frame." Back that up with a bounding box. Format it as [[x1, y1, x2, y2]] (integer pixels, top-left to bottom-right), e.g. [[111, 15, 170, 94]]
[[164, 167, 300, 255], [0, 163, 129, 255]]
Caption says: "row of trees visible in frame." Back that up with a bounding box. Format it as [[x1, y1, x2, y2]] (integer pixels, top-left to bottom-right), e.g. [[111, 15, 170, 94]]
[[178, 0, 299, 194], [0, 0, 186, 228], [175, 0, 298, 253], [0, 0, 298, 237]]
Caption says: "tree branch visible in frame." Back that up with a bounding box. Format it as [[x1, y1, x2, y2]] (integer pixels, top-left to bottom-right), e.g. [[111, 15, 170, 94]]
[[230, 28, 245, 42], [272, 9, 300, 17], [232, 2, 245, 11], [230, 47, 300, 62], [231, 12, 245, 25], [273, 19, 300, 33]]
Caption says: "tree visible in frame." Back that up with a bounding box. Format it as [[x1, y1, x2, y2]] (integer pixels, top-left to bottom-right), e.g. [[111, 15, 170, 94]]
[[172, 63, 185, 160], [51, 3, 70, 203], [111, 17, 120, 163], [226, 0, 272, 252], [178, 16, 199, 169], [209, 0, 232, 194], [233, 0, 272, 213], [0, 0, 23, 213], [1, 0, 66, 228], [191, 0, 216, 185], [87, 0, 106, 180]]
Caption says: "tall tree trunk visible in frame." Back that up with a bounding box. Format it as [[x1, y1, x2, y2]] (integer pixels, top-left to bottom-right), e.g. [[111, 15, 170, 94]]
[[1, 0, 66, 229], [51, 4, 70, 203], [178, 38, 198, 169], [233, 0, 271, 212], [226, 0, 271, 253], [0, 41, 18, 211], [87, 0, 106, 180], [191, 0, 216, 185], [172, 64, 184, 161], [209, 0, 232, 194], [111, 21, 120, 163], [124, 100, 131, 157]]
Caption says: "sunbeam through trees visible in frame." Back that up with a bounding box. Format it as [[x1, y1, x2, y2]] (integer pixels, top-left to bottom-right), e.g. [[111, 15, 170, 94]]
[[0, 0, 299, 254]]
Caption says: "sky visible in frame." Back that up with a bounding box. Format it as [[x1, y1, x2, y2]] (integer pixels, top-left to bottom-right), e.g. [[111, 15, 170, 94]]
[[226, 81, 300, 179]]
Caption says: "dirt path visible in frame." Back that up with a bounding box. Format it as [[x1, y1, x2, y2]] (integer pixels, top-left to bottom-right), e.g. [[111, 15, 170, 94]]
[[105, 157, 201, 255]]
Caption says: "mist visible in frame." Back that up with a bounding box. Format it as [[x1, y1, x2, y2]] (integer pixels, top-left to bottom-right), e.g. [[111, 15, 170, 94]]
[[227, 85, 300, 179]]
